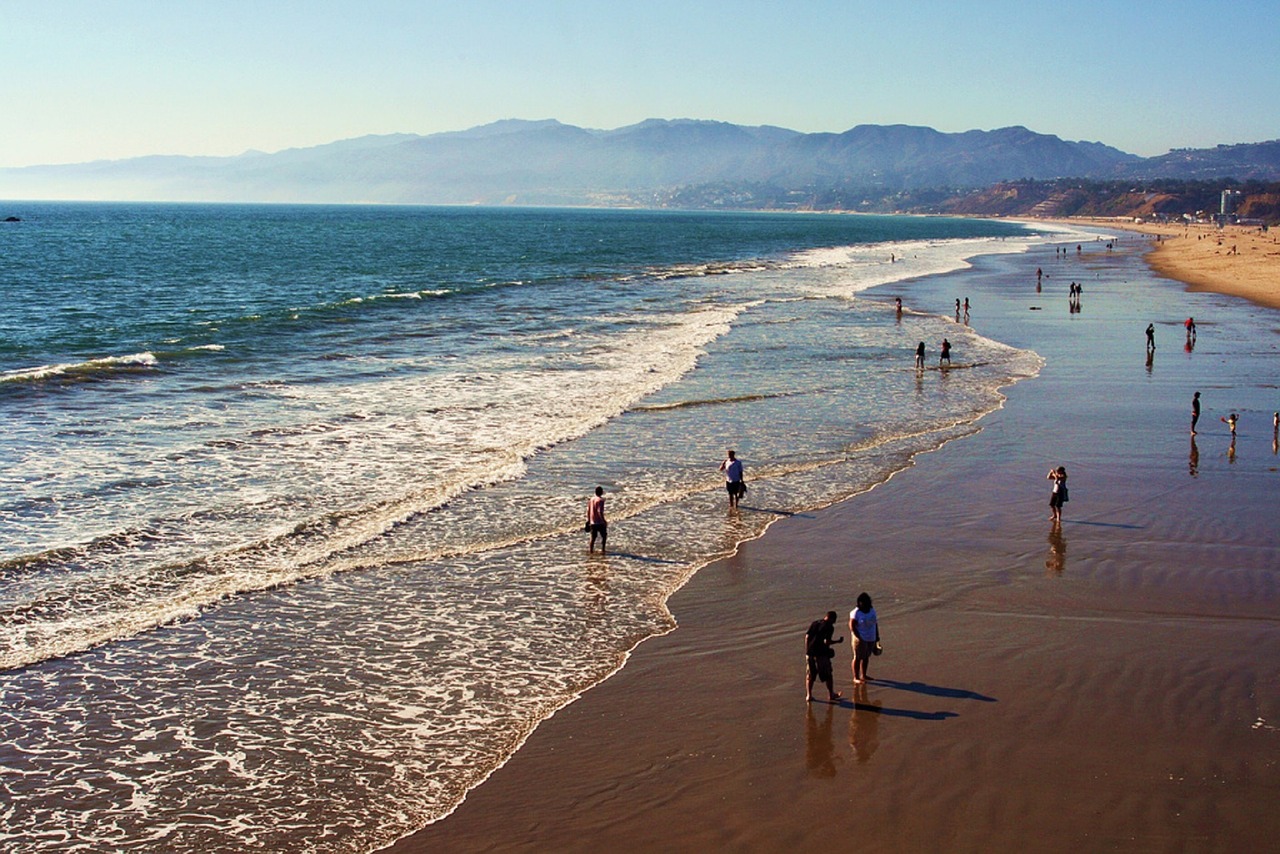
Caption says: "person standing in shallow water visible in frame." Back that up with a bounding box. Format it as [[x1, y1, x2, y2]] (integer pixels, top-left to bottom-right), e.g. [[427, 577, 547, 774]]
[[1047, 466, 1068, 524], [1146, 323, 1156, 351], [719, 449, 745, 508], [915, 341, 925, 369], [1191, 391, 1201, 435], [586, 486, 607, 553], [939, 338, 951, 366], [805, 611, 844, 703], [849, 593, 880, 685]]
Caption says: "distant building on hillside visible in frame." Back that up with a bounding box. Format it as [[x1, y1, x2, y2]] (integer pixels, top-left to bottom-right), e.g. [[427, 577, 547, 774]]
[[1217, 189, 1242, 225]]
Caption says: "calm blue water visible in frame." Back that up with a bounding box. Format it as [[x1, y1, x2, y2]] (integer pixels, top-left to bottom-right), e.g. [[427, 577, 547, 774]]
[[0, 204, 1044, 851]]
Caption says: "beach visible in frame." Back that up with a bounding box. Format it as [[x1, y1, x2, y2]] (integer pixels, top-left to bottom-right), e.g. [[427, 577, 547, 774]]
[[390, 232, 1280, 851], [1069, 218, 1280, 310]]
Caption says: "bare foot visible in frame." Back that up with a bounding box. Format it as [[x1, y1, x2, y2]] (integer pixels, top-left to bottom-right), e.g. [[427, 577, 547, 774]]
[[829, 692, 843, 702]]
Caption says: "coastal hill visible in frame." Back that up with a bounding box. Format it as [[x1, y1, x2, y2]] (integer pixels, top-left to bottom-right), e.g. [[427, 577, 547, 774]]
[[2, 119, 1278, 215]]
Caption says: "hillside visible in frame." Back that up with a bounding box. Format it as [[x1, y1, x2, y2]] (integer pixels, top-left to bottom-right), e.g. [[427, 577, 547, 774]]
[[2, 120, 1278, 213]]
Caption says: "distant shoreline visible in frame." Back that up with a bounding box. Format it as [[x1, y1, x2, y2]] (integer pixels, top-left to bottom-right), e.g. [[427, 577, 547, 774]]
[[1029, 216, 1280, 311]]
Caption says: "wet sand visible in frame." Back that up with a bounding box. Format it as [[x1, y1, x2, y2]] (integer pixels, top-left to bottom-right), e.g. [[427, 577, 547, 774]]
[[1054, 218, 1280, 310], [387, 235, 1280, 852]]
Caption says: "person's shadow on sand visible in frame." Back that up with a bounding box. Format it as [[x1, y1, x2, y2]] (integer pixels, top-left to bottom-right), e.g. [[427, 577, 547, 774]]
[[872, 678, 997, 703], [836, 701, 957, 721], [832, 677, 993, 720]]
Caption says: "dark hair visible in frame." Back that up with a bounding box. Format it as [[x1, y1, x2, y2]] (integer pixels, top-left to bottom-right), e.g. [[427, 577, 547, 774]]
[[825, 610, 838, 621], [856, 592, 872, 609], [594, 486, 603, 496]]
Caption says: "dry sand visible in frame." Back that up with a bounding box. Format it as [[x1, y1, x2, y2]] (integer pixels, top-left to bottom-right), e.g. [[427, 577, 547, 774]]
[[1063, 218, 1280, 310], [387, 234, 1280, 852]]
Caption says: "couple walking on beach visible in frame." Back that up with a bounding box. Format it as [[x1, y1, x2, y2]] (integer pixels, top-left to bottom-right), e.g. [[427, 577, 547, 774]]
[[805, 593, 881, 702]]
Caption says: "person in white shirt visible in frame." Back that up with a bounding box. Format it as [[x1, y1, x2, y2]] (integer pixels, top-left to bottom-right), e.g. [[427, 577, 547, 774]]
[[718, 449, 745, 508], [849, 592, 880, 684]]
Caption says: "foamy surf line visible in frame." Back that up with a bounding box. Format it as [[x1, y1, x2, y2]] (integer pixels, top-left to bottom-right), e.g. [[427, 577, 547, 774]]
[[0, 351, 158, 384], [0, 214, 1052, 853], [0, 305, 745, 673]]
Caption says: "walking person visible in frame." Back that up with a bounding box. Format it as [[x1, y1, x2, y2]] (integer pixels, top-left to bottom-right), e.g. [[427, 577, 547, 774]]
[[1191, 391, 1201, 435], [719, 449, 745, 508], [915, 341, 925, 369], [1047, 465, 1068, 524], [1146, 323, 1156, 351], [805, 611, 844, 703], [849, 593, 880, 685], [586, 486, 607, 553]]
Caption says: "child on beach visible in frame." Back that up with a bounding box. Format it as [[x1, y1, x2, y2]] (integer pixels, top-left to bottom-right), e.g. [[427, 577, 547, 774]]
[[1047, 466, 1068, 523], [1221, 413, 1238, 435]]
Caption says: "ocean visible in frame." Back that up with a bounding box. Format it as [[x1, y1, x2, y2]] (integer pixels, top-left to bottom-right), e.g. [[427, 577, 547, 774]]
[[1, 203, 1049, 851]]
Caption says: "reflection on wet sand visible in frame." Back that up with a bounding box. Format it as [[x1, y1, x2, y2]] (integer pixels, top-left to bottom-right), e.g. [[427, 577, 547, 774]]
[[848, 683, 881, 763], [805, 704, 838, 778], [1046, 525, 1066, 575]]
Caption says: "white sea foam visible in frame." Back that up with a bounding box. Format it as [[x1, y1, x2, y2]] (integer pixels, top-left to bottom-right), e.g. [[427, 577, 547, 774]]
[[0, 214, 1053, 852], [0, 351, 158, 384]]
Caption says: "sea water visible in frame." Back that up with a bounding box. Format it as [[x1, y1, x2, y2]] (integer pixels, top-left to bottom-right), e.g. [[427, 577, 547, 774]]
[[1, 204, 1047, 851]]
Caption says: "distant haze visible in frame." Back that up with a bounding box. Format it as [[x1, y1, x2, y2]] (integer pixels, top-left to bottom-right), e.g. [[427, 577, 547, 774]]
[[2, 119, 1278, 207]]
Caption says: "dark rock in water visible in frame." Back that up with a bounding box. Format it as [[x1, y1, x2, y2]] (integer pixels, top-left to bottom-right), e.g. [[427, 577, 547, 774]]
[[3, 216, 20, 222]]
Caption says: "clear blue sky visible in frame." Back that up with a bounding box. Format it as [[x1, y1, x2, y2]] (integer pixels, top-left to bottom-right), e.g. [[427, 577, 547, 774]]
[[2, 0, 1277, 167]]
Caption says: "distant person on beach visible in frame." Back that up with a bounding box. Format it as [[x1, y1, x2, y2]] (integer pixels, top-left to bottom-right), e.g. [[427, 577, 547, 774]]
[[1185, 317, 1196, 342], [939, 338, 951, 366], [1191, 391, 1201, 435], [719, 449, 745, 508], [955, 299, 961, 320], [1047, 465, 1068, 523], [915, 341, 925, 369], [586, 486, 607, 553], [805, 611, 844, 703], [1146, 323, 1156, 351], [849, 592, 880, 685], [1222, 413, 1238, 435]]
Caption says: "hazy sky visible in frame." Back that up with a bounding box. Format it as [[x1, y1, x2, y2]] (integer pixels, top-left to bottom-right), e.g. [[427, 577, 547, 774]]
[[3, 1, 1277, 167]]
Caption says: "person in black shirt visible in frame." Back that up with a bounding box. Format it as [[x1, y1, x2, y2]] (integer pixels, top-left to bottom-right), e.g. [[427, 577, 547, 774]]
[[805, 611, 844, 703]]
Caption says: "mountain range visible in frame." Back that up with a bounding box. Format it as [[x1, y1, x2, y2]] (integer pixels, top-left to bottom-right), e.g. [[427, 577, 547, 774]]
[[3, 119, 1279, 207]]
